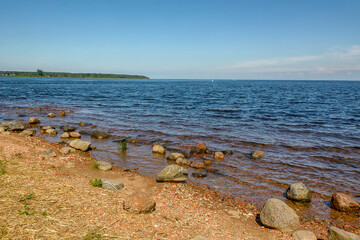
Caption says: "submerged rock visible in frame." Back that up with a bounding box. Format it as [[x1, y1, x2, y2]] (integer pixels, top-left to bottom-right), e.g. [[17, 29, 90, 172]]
[[48, 113, 56, 118], [28, 117, 40, 124], [91, 130, 109, 139], [167, 153, 185, 161], [175, 157, 191, 166], [286, 183, 312, 202], [69, 139, 91, 151], [192, 172, 207, 178], [156, 164, 188, 182], [190, 162, 206, 169], [328, 226, 360, 240], [60, 132, 70, 138], [123, 192, 156, 214], [203, 159, 212, 166], [330, 192, 360, 212], [153, 144, 166, 154], [260, 198, 300, 233], [62, 126, 76, 132], [251, 150, 265, 159], [213, 152, 224, 160]]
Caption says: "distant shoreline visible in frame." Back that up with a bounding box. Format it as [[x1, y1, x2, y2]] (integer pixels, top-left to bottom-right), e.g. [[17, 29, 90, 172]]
[[0, 70, 149, 79]]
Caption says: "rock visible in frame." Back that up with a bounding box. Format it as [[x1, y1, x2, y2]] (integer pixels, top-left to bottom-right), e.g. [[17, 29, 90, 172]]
[[167, 153, 185, 161], [60, 132, 70, 138], [286, 183, 312, 202], [153, 144, 166, 154], [196, 142, 207, 152], [293, 230, 317, 240], [69, 139, 91, 151], [214, 152, 224, 160], [204, 149, 213, 154], [58, 111, 66, 117], [96, 161, 112, 171], [0, 127, 5, 132], [101, 179, 124, 191], [190, 162, 206, 169], [59, 147, 75, 155], [192, 172, 207, 178], [48, 113, 56, 118], [328, 226, 360, 240], [205, 168, 219, 173], [79, 122, 85, 126], [156, 164, 188, 182], [19, 129, 36, 136], [69, 132, 81, 138], [45, 129, 57, 135], [203, 159, 212, 166], [28, 117, 40, 124], [252, 150, 265, 159], [91, 130, 109, 139], [260, 198, 300, 233], [191, 146, 204, 155], [330, 192, 360, 212], [175, 157, 191, 166], [64, 161, 75, 168], [79, 130, 91, 135], [42, 126, 55, 130], [40, 149, 57, 157], [62, 126, 76, 132], [222, 150, 234, 155], [0, 121, 25, 131], [123, 192, 156, 213]]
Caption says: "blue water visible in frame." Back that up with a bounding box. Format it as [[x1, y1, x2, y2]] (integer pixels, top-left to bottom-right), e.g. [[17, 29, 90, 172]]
[[1, 77, 359, 221]]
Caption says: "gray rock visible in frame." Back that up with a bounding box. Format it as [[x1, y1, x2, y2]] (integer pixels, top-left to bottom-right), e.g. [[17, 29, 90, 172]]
[[286, 183, 312, 202], [45, 129, 57, 135], [19, 129, 36, 137], [101, 179, 124, 191], [260, 198, 300, 233], [91, 130, 109, 139], [40, 149, 57, 157], [69, 139, 91, 151], [61, 126, 76, 132], [59, 147, 75, 155], [328, 226, 360, 240], [0, 121, 25, 131], [293, 230, 317, 240], [96, 161, 112, 171], [167, 153, 185, 161], [156, 164, 188, 182]]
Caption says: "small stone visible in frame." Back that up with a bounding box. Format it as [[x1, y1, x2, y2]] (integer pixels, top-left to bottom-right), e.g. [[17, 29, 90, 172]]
[[190, 162, 206, 169], [48, 113, 56, 118], [156, 164, 188, 182], [222, 150, 233, 155], [101, 179, 124, 191], [153, 144, 166, 154], [252, 150, 265, 159], [69, 139, 91, 151], [205, 168, 219, 173], [28, 117, 40, 124], [42, 126, 55, 130], [286, 183, 312, 202], [96, 161, 112, 171], [19, 129, 36, 137], [328, 226, 360, 240], [59, 147, 75, 155], [260, 198, 300, 233], [167, 153, 185, 161], [214, 152, 224, 160], [176, 157, 191, 166], [192, 172, 207, 178], [62, 126, 76, 132], [123, 192, 156, 213], [293, 230, 317, 240], [45, 129, 57, 135], [196, 142, 207, 152], [69, 132, 81, 138], [79, 122, 85, 126], [40, 149, 57, 157], [330, 192, 360, 212], [58, 111, 66, 117], [203, 159, 212, 166], [91, 130, 109, 139], [60, 132, 70, 138]]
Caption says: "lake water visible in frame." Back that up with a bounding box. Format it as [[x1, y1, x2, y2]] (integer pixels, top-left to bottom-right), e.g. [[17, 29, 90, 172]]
[[1, 78, 359, 226]]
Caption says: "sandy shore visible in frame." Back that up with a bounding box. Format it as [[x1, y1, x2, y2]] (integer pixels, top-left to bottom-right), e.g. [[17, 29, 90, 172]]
[[0, 132, 330, 239]]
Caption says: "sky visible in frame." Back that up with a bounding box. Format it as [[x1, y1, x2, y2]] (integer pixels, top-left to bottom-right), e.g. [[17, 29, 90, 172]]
[[0, 0, 359, 80]]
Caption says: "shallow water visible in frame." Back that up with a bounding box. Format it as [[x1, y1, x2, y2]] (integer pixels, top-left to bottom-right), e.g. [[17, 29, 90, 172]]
[[1, 78, 359, 226]]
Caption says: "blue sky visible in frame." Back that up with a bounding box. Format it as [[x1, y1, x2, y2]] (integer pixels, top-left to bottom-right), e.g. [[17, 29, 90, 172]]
[[0, 0, 359, 79]]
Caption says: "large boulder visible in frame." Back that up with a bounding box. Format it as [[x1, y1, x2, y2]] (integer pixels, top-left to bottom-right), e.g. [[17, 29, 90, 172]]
[[153, 144, 165, 155], [28, 117, 40, 124], [101, 179, 124, 191], [156, 164, 188, 182], [328, 226, 360, 240], [293, 230, 317, 240], [260, 198, 300, 233], [330, 192, 360, 212], [91, 130, 109, 139], [286, 183, 312, 202], [167, 153, 185, 161], [123, 192, 156, 214], [69, 139, 91, 151], [0, 121, 25, 131]]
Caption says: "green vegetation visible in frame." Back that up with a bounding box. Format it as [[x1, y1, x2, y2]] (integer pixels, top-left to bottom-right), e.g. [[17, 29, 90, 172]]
[[90, 162, 100, 169], [118, 139, 128, 151], [20, 193, 36, 201], [0, 161, 5, 176], [17, 205, 33, 216], [89, 178, 102, 187], [42, 211, 48, 216], [83, 231, 103, 240], [0, 226, 7, 238], [0, 70, 149, 79]]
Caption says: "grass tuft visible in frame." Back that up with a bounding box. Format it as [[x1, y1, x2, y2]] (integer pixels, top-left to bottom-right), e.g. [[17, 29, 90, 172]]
[[89, 178, 102, 188], [90, 163, 99, 169], [0, 160, 5, 176], [17, 205, 33, 216]]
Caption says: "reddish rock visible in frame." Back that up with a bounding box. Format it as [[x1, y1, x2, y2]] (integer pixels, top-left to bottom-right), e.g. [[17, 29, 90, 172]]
[[190, 162, 206, 169], [123, 192, 156, 214], [28, 117, 40, 124], [214, 152, 224, 160], [196, 142, 207, 152], [203, 159, 212, 166], [251, 150, 265, 159], [58, 111, 66, 117], [330, 192, 360, 212], [48, 113, 56, 118]]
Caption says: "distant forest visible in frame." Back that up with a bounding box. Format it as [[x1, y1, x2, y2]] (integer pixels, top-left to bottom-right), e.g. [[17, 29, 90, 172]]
[[0, 69, 149, 79]]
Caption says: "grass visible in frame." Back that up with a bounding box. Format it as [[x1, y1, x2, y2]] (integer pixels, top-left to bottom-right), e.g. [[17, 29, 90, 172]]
[[83, 232, 103, 240], [118, 139, 128, 151], [20, 193, 36, 201], [17, 205, 33, 216], [42, 211, 48, 216], [89, 178, 102, 188], [0, 227, 7, 238], [90, 162, 99, 169], [0, 160, 5, 176]]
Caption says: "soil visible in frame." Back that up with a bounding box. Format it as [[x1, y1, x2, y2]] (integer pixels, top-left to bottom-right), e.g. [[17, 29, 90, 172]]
[[0, 132, 330, 239]]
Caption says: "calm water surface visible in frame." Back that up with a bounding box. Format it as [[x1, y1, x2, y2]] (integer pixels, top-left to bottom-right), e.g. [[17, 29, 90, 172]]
[[1, 78, 359, 225]]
